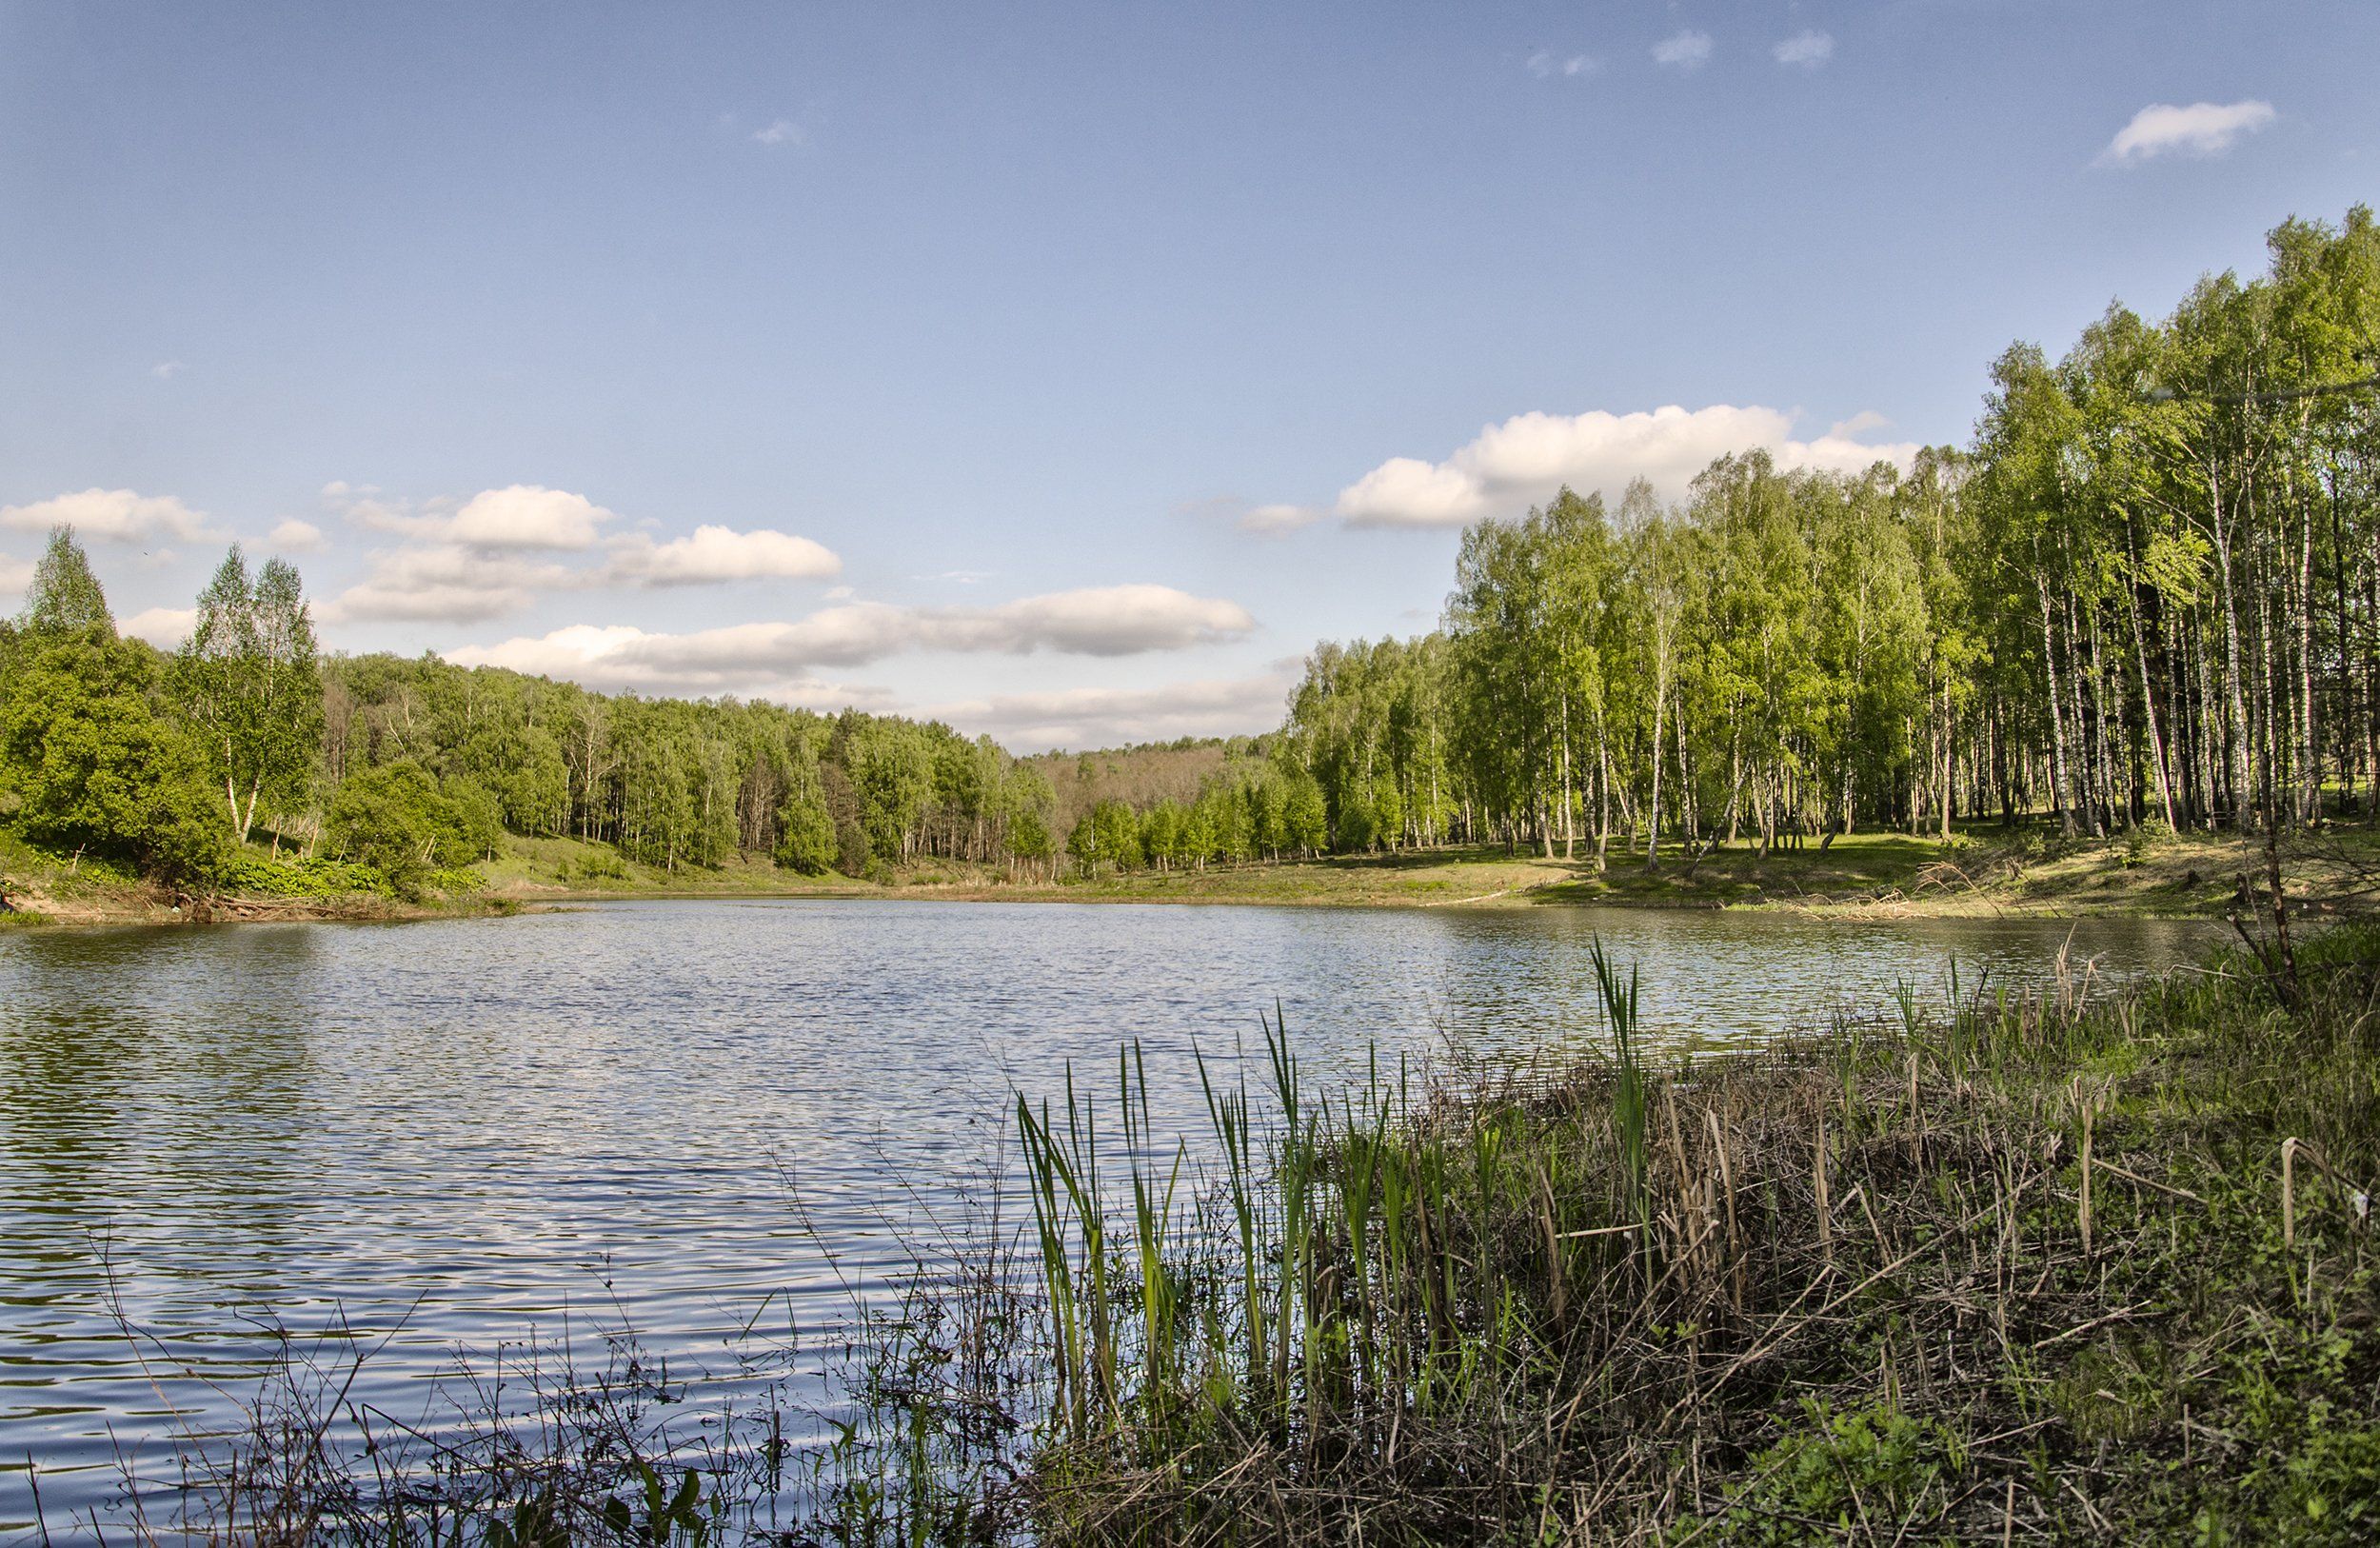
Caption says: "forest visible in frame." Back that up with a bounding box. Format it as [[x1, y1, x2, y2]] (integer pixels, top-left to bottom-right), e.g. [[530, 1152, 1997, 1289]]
[[1, 206, 2373, 893]]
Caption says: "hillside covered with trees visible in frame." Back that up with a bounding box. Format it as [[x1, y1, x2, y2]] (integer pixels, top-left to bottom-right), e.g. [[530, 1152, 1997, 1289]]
[[2, 206, 2374, 901]]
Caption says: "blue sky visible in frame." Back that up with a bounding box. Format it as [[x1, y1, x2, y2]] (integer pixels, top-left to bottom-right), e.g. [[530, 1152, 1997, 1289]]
[[3, 1, 2372, 748]]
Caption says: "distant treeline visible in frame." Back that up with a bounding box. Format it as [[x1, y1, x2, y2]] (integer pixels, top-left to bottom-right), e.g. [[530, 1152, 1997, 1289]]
[[0, 543, 1073, 887], [4, 206, 2373, 890], [0, 536, 1337, 888]]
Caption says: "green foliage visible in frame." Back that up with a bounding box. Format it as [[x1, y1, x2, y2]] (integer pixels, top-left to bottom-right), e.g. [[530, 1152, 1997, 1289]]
[[774, 740, 837, 872], [216, 851, 389, 897], [0, 627, 228, 883], [17, 526, 114, 639], [1694, 1400, 1968, 1544], [321, 759, 482, 895], [775, 785, 837, 872], [175, 546, 324, 842]]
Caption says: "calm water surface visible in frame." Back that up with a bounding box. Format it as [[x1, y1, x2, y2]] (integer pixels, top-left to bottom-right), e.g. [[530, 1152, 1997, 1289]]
[[0, 899, 2221, 1531]]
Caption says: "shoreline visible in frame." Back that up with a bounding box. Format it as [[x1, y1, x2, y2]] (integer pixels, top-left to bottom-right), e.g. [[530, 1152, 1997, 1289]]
[[8, 824, 2363, 929]]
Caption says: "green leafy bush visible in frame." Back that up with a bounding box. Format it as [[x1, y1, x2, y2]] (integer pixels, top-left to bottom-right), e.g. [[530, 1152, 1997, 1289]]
[[1694, 1400, 1968, 1543], [0, 629, 228, 885], [322, 760, 486, 896], [215, 852, 390, 898]]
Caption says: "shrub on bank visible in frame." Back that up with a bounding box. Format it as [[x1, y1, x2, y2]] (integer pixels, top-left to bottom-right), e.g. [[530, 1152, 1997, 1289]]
[[216, 851, 390, 898]]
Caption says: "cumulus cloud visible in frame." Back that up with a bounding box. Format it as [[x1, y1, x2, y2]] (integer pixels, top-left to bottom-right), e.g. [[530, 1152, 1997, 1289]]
[[930, 673, 1297, 753], [268, 519, 326, 552], [1652, 30, 1713, 70], [985, 585, 1253, 655], [0, 488, 213, 544], [446, 585, 1257, 695], [151, 360, 185, 381], [1329, 405, 1920, 527], [1773, 30, 1834, 68], [2101, 100, 2275, 165], [602, 525, 842, 586], [752, 119, 804, 146], [445, 485, 615, 549], [0, 554, 33, 600], [122, 606, 197, 647]]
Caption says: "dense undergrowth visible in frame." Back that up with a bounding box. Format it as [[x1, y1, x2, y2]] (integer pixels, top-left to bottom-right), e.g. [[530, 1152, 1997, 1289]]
[[83, 922, 2379, 1544], [214, 851, 483, 901]]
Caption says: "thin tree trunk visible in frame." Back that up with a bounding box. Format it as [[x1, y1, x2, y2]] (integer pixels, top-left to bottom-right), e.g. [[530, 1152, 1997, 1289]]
[[2038, 577, 2077, 836]]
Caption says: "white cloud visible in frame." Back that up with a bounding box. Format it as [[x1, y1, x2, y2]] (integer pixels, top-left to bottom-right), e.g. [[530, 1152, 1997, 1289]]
[[0, 488, 213, 544], [752, 119, 804, 147], [326, 484, 613, 549], [1773, 30, 1834, 68], [150, 360, 185, 381], [603, 525, 842, 586], [446, 485, 615, 550], [1652, 30, 1713, 70], [268, 518, 326, 552], [2101, 100, 2275, 166], [0, 554, 33, 601], [122, 606, 196, 647], [985, 585, 1253, 655], [446, 585, 1257, 695], [930, 673, 1296, 752], [1330, 405, 1920, 527], [1527, 50, 1598, 79]]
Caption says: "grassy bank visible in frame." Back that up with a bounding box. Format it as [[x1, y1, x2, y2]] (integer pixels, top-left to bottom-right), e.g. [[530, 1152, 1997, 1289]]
[[486, 823, 2378, 920], [1017, 823, 2380, 918], [10, 821, 2370, 927]]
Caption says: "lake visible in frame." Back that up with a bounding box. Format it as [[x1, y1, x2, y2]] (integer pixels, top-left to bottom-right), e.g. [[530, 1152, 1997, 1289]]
[[0, 899, 2222, 1532]]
